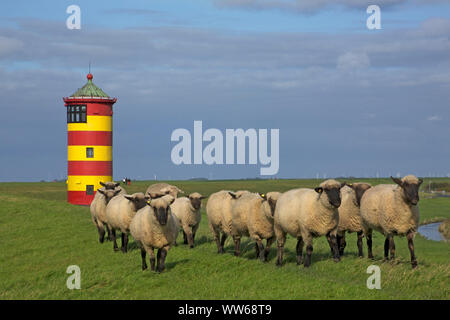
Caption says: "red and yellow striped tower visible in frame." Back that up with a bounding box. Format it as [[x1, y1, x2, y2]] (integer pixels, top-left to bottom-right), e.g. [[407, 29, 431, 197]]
[[63, 73, 117, 205]]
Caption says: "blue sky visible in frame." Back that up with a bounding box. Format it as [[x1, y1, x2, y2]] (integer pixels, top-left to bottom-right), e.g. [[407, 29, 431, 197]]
[[0, 0, 449, 181]]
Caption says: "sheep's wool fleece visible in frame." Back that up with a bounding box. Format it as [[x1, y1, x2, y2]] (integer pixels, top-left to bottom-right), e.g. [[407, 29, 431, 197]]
[[106, 193, 140, 233], [337, 185, 362, 234], [247, 192, 280, 241], [171, 196, 201, 229], [275, 187, 339, 238], [206, 190, 236, 235], [360, 181, 420, 236]]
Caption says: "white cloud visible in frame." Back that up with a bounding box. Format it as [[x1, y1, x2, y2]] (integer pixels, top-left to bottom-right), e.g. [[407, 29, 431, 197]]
[[337, 52, 370, 70], [427, 115, 442, 121]]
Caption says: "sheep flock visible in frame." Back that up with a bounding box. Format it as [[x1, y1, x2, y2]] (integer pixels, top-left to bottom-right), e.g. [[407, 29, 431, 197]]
[[90, 175, 424, 272]]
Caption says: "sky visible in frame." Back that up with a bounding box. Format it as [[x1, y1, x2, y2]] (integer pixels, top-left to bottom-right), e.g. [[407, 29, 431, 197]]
[[0, 0, 449, 181]]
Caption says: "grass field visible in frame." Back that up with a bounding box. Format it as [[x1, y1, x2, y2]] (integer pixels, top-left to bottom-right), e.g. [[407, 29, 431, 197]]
[[0, 178, 449, 299]]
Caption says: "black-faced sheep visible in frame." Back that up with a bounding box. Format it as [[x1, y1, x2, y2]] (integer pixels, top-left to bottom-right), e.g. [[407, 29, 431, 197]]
[[337, 183, 372, 257], [105, 192, 150, 252], [171, 192, 206, 248], [206, 190, 249, 254], [130, 194, 177, 272], [274, 179, 345, 267], [360, 175, 423, 268], [89, 183, 125, 243], [230, 192, 280, 261]]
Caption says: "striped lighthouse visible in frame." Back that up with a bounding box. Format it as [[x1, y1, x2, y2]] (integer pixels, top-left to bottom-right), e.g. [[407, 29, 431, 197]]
[[63, 73, 117, 205]]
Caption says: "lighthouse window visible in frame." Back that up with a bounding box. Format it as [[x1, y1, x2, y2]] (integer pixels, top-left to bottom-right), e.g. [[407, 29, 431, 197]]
[[86, 147, 94, 158], [86, 185, 94, 195], [67, 105, 87, 123]]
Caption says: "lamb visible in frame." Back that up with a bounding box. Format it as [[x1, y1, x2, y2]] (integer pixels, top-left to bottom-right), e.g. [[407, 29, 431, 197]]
[[360, 175, 423, 268], [130, 193, 177, 272], [206, 190, 249, 254], [89, 182, 125, 243], [105, 192, 150, 253], [145, 183, 184, 199], [337, 183, 372, 257], [274, 179, 345, 267], [231, 192, 281, 261], [170, 192, 206, 248]]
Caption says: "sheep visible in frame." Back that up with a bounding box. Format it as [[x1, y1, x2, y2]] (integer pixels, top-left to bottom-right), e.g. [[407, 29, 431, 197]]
[[336, 183, 372, 257], [274, 179, 345, 267], [206, 190, 249, 254], [360, 175, 423, 268], [89, 183, 125, 243], [230, 192, 281, 261], [105, 192, 150, 253], [130, 193, 177, 272], [145, 183, 184, 199], [170, 192, 206, 248]]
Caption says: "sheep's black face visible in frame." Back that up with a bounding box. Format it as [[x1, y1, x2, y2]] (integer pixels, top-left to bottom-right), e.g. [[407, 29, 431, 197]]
[[153, 206, 169, 225], [402, 182, 421, 206], [391, 177, 423, 206], [190, 198, 202, 210], [99, 189, 121, 204], [325, 188, 341, 208]]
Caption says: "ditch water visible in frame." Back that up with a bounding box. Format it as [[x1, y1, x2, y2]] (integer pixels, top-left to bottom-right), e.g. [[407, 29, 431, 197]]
[[418, 223, 445, 242]]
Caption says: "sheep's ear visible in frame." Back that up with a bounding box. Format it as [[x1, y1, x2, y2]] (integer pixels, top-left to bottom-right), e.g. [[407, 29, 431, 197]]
[[97, 189, 105, 195], [124, 195, 134, 201], [418, 178, 423, 186], [259, 193, 267, 200], [315, 187, 323, 194], [114, 189, 121, 196], [99, 182, 106, 187], [340, 182, 347, 189], [391, 176, 403, 186], [200, 195, 206, 200], [114, 182, 121, 188], [144, 195, 151, 201], [228, 192, 238, 199], [347, 183, 354, 189]]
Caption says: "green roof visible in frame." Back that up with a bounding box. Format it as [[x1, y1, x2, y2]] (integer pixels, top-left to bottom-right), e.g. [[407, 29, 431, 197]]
[[70, 74, 110, 98]]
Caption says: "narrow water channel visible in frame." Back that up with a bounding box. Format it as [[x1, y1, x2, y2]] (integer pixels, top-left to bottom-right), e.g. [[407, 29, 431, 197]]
[[418, 223, 445, 241]]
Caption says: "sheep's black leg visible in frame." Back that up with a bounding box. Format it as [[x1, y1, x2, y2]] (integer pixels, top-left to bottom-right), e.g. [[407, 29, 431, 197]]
[[327, 233, 340, 262], [111, 229, 119, 251], [366, 231, 374, 259], [233, 237, 241, 257], [296, 237, 304, 265], [276, 235, 286, 267], [157, 248, 168, 272], [264, 237, 275, 261], [97, 225, 105, 244], [183, 231, 188, 244], [338, 233, 346, 256], [140, 248, 147, 270], [121, 233, 128, 253], [105, 224, 112, 241], [192, 231, 196, 242], [219, 233, 227, 254], [407, 231, 417, 269], [187, 230, 194, 249], [255, 242, 260, 258], [357, 231, 364, 257], [389, 237, 395, 260], [149, 249, 156, 271], [304, 244, 313, 268], [256, 240, 265, 261], [384, 237, 389, 261]]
